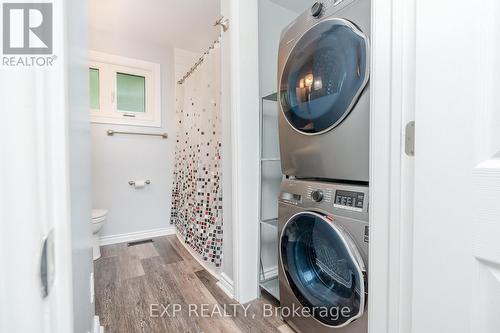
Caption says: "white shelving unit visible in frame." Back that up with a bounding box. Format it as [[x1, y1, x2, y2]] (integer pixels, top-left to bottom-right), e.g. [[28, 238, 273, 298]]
[[258, 92, 282, 301]]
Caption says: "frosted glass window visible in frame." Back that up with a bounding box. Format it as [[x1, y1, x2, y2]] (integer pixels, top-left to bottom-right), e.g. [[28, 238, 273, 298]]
[[89, 68, 100, 109], [117, 72, 145, 113], [89, 52, 161, 126]]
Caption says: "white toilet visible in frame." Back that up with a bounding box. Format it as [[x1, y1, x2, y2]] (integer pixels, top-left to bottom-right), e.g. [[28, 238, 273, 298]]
[[91, 209, 108, 260]]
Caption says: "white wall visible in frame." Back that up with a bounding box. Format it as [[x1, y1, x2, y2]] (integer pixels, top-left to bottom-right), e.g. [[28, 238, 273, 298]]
[[89, 29, 176, 238], [220, 0, 261, 304], [258, 0, 297, 275], [258, 0, 298, 97]]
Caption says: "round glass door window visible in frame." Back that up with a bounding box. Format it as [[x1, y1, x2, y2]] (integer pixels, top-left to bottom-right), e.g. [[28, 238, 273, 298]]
[[280, 19, 369, 134], [280, 212, 366, 327]]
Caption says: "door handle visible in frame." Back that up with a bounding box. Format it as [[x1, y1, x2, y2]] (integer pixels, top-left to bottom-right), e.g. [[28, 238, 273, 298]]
[[40, 229, 55, 298]]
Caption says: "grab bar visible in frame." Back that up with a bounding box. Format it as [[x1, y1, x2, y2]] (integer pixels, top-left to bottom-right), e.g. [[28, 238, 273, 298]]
[[107, 130, 168, 139]]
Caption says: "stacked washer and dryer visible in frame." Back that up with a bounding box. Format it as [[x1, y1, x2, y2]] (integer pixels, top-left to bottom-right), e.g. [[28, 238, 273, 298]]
[[276, 0, 370, 332]]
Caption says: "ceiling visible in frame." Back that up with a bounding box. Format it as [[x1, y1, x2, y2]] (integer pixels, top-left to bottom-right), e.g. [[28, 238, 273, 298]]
[[269, 0, 316, 13], [89, 0, 221, 52]]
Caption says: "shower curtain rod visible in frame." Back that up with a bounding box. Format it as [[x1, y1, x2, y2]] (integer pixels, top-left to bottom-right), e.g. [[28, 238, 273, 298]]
[[177, 37, 221, 85], [177, 17, 228, 85]]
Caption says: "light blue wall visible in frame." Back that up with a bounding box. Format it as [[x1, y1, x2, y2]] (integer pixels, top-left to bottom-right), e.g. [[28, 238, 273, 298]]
[[88, 30, 176, 238]]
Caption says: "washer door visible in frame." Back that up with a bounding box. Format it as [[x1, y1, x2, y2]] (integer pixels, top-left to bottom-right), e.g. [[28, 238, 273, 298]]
[[280, 212, 366, 327], [280, 18, 369, 135]]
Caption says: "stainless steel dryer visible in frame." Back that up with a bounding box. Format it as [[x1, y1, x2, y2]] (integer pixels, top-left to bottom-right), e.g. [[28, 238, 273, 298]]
[[278, 0, 370, 182], [278, 179, 368, 333]]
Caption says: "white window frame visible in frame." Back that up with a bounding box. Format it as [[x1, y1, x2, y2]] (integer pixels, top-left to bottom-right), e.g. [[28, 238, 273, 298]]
[[89, 50, 161, 127]]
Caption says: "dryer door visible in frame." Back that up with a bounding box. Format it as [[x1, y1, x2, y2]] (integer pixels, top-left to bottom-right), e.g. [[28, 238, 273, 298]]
[[279, 18, 369, 135], [280, 211, 366, 327]]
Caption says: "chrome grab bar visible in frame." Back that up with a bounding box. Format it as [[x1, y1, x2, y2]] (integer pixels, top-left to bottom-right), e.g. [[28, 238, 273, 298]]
[[107, 130, 168, 139]]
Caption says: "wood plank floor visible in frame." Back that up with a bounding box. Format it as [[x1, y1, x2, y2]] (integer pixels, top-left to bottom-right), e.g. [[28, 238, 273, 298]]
[[94, 235, 292, 333]]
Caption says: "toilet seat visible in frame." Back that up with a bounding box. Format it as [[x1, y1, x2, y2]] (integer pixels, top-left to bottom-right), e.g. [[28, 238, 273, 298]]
[[91, 209, 108, 260], [92, 209, 108, 223]]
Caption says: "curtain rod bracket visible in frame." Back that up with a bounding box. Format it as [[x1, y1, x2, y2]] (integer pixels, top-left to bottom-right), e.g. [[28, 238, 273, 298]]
[[214, 17, 229, 32]]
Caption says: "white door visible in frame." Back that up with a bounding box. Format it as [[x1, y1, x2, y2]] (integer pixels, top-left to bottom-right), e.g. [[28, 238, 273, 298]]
[[0, 1, 91, 333], [412, 0, 500, 332]]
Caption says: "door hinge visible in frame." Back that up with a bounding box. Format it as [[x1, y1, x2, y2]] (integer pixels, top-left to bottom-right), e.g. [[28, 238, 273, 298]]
[[405, 121, 415, 156]]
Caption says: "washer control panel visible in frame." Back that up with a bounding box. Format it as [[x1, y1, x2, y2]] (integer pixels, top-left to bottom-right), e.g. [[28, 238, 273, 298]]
[[334, 190, 365, 212], [280, 180, 368, 218]]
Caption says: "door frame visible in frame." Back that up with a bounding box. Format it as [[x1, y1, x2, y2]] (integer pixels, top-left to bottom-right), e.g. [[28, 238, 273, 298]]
[[225, 2, 417, 330], [221, 0, 261, 304], [369, 0, 415, 332]]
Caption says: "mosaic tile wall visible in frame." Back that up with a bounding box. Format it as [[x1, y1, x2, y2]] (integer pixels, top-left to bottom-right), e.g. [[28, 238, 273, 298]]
[[171, 46, 223, 267]]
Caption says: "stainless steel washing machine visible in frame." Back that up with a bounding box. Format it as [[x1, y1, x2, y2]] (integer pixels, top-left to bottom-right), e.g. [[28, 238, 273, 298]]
[[278, 179, 368, 333], [278, 0, 370, 182]]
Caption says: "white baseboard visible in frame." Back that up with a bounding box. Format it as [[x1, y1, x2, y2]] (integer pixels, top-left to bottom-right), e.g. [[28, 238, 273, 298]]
[[93, 315, 103, 333], [99, 227, 176, 246], [217, 272, 235, 299]]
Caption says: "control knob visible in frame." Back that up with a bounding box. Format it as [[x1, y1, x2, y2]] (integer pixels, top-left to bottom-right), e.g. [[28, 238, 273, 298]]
[[310, 2, 324, 18], [311, 190, 324, 202]]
